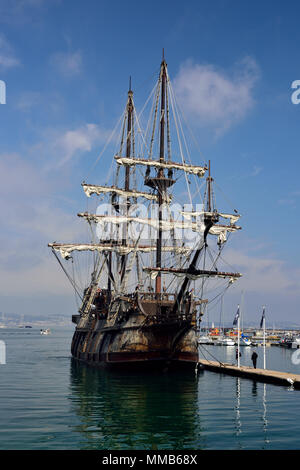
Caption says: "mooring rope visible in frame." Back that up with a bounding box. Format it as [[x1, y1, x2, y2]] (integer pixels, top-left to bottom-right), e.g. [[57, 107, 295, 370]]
[[198, 343, 225, 367]]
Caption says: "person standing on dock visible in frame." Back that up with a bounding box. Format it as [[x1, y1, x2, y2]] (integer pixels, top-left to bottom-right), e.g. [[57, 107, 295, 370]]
[[251, 350, 258, 369]]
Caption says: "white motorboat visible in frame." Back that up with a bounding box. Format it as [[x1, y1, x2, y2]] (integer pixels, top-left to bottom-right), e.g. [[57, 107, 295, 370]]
[[216, 336, 235, 346], [40, 329, 51, 335], [291, 337, 300, 349], [222, 337, 235, 346], [198, 335, 214, 345]]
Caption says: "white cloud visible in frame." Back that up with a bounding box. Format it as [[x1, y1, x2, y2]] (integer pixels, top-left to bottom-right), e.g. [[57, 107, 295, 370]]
[[39, 123, 112, 168], [50, 50, 82, 77], [0, 152, 86, 299], [55, 124, 101, 165], [0, 35, 20, 69], [224, 247, 300, 295], [173, 56, 259, 134]]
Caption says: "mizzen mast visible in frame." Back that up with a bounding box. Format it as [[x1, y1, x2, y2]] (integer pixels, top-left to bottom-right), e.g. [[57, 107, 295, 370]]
[[171, 160, 219, 314]]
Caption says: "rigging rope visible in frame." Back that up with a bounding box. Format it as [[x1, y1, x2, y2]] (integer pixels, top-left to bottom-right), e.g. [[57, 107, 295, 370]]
[[52, 249, 83, 300]]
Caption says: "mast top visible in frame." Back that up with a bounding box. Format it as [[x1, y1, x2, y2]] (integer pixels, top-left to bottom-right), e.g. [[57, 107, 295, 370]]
[[128, 76, 133, 98], [161, 48, 167, 67], [207, 160, 213, 181]]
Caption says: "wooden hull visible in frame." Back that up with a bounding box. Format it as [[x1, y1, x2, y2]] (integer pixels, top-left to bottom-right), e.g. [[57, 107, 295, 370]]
[[71, 317, 198, 370]]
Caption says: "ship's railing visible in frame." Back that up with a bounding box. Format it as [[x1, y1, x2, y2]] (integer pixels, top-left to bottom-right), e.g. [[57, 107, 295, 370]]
[[138, 291, 176, 301]]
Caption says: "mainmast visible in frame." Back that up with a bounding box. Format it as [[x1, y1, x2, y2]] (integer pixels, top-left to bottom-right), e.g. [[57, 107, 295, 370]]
[[145, 54, 174, 295], [120, 78, 134, 281], [156, 57, 166, 295]]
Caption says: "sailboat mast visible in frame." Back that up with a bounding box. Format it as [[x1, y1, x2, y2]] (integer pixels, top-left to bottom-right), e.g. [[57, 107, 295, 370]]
[[155, 57, 167, 295], [121, 80, 134, 281]]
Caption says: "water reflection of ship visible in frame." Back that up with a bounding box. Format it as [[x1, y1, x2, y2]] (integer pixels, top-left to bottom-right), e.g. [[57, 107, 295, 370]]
[[69, 359, 203, 449]]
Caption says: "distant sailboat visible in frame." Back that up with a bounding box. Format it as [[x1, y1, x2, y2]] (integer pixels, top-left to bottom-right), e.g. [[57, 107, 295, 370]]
[[0, 312, 6, 328], [216, 298, 235, 346], [238, 292, 251, 346], [18, 314, 25, 328]]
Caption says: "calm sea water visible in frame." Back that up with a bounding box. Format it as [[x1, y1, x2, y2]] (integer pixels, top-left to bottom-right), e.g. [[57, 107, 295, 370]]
[[0, 327, 300, 450]]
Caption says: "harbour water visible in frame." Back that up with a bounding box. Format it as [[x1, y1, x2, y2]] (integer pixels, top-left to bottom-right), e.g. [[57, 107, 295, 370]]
[[0, 327, 300, 450]]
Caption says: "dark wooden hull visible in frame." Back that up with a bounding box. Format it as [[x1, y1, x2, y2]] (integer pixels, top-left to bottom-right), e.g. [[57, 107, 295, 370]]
[[71, 319, 198, 370]]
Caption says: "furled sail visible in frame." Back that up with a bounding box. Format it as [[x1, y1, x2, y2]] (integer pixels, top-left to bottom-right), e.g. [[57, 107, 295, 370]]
[[181, 210, 240, 225], [143, 266, 242, 281], [48, 242, 192, 259], [82, 183, 158, 201], [115, 156, 206, 177], [218, 213, 240, 225], [209, 224, 241, 245], [77, 212, 204, 231], [77, 213, 240, 244]]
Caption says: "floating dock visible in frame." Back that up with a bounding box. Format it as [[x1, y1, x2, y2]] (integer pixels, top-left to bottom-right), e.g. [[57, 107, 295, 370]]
[[198, 359, 300, 389]]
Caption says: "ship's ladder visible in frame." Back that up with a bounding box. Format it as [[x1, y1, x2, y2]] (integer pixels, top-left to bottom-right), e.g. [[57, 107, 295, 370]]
[[106, 300, 121, 327], [78, 284, 99, 328]]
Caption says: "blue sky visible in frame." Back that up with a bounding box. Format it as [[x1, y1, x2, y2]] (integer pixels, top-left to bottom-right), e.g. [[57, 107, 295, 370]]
[[0, 0, 300, 325]]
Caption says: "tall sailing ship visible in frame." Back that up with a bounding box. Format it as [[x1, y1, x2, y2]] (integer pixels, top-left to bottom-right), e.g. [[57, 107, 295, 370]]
[[49, 56, 242, 369]]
